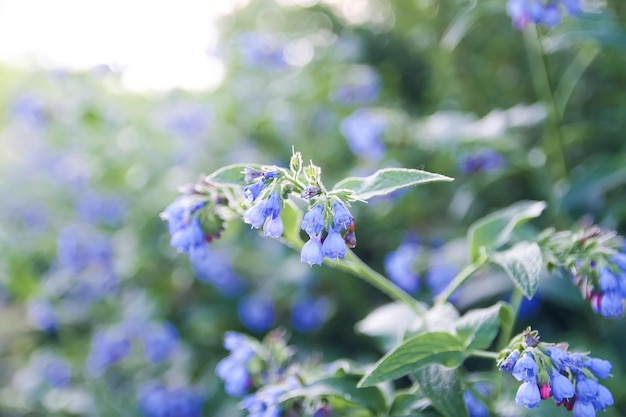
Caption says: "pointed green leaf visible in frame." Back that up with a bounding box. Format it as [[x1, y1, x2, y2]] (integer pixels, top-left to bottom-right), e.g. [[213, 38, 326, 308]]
[[358, 332, 466, 388], [333, 168, 453, 201], [355, 301, 423, 338], [412, 365, 469, 417], [467, 200, 546, 262], [205, 163, 262, 186], [490, 242, 543, 299], [455, 302, 512, 350]]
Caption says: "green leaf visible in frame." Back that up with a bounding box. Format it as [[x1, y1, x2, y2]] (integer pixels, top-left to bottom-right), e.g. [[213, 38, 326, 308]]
[[467, 200, 546, 262], [455, 302, 512, 350], [332, 168, 453, 201], [283, 376, 387, 414], [490, 242, 543, 299], [412, 365, 469, 417], [205, 163, 262, 186], [358, 332, 466, 387], [355, 301, 422, 339], [280, 199, 304, 245]]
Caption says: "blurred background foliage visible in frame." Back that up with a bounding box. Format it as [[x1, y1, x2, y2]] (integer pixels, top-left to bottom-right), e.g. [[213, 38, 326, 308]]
[[0, 0, 625, 415]]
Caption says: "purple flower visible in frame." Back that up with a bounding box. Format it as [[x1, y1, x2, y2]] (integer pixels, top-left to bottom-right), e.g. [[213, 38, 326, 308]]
[[216, 332, 255, 397], [515, 379, 540, 408], [340, 109, 387, 161], [291, 297, 329, 332], [301, 235, 324, 266], [238, 295, 275, 333], [323, 227, 346, 260], [301, 205, 324, 236], [512, 352, 538, 382]]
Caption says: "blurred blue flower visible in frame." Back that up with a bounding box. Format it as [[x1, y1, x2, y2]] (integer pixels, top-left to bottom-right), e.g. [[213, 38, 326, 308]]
[[425, 263, 460, 302], [340, 109, 387, 161], [10, 93, 48, 129], [138, 382, 205, 417], [140, 322, 179, 364], [332, 66, 380, 105], [76, 191, 126, 226], [27, 300, 57, 333], [42, 357, 72, 388], [216, 332, 256, 397], [506, 0, 581, 30], [457, 148, 505, 174], [238, 295, 275, 333], [463, 382, 490, 417], [241, 378, 299, 417], [238, 32, 286, 69], [170, 217, 205, 253], [85, 326, 131, 377], [384, 238, 420, 294], [189, 244, 245, 295], [158, 102, 213, 141], [291, 297, 329, 332]]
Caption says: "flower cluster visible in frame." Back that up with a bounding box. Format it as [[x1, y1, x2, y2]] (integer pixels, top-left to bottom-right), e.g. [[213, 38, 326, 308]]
[[241, 377, 300, 417], [242, 169, 284, 238], [498, 329, 613, 416], [588, 253, 626, 318], [215, 332, 257, 397], [300, 201, 355, 266], [85, 320, 179, 377], [506, 0, 582, 29]]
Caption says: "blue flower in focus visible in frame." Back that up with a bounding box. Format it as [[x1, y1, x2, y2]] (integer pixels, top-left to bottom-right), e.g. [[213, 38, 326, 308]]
[[301, 235, 324, 266], [515, 379, 540, 408], [499, 350, 520, 371], [301, 205, 324, 236], [238, 295, 275, 333], [384, 238, 420, 294], [138, 381, 205, 417], [340, 109, 387, 161], [161, 198, 206, 252], [458, 148, 505, 174], [332, 202, 353, 231], [322, 227, 346, 260], [512, 352, 538, 382], [291, 297, 329, 332], [216, 332, 256, 397], [140, 322, 179, 364], [549, 368, 575, 402]]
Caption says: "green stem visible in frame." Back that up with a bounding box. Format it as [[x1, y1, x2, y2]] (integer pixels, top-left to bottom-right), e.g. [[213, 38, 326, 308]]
[[283, 235, 424, 316], [467, 350, 500, 360], [434, 259, 486, 306], [523, 25, 568, 180], [497, 287, 523, 353]]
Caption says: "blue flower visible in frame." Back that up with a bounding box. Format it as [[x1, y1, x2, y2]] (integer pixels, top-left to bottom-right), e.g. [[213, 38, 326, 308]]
[[244, 182, 266, 202], [85, 327, 131, 377], [77, 191, 126, 226], [576, 376, 599, 403], [301, 205, 324, 236], [301, 236, 324, 266], [244, 167, 263, 183], [42, 357, 72, 388], [170, 217, 205, 252], [138, 382, 205, 417], [599, 268, 619, 292], [323, 227, 346, 260], [599, 292, 622, 318], [512, 352, 538, 382], [332, 66, 380, 105], [140, 322, 179, 364], [499, 350, 520, 371], [550, 368, 575, 402], [332, 202, 353, 230], [515, 379, 540, 408], [238, 295, 275, 333], [27, 300, 57, 333], [241, 379, 299, 417], [425, 264, 460, 301], [594, 384, 614, 410], [585, 357, 612, 379], [262, 192, 282, 219], [238, 32, 286, 69], [10, 93, 47, 129], [263, 215, 284, 238], [216, 332, 255, 397], [572, 400, 595, 417], [463, 383, 490, 417], [291, 297, 329, 332], [243, 204, 267, 229], [340, 109, 387, 161]]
